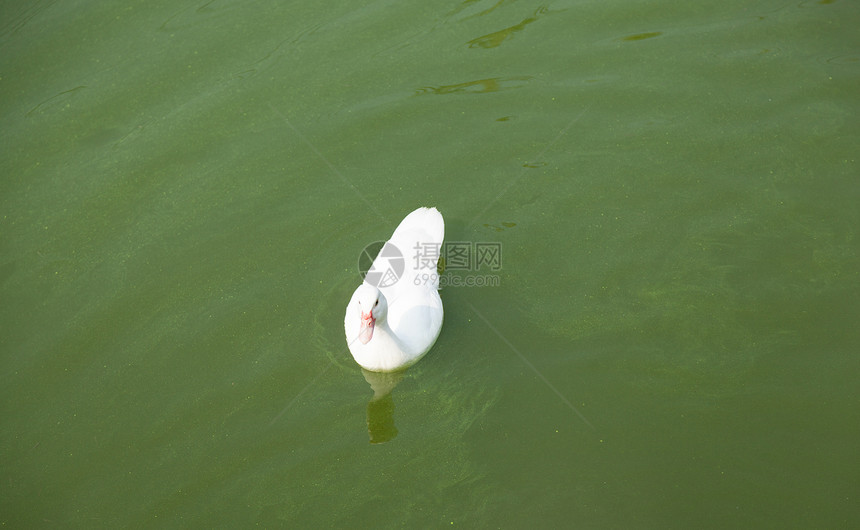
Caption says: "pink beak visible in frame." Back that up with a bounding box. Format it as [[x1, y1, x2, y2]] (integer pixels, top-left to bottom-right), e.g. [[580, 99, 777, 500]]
[[358, 311, 375, 344]]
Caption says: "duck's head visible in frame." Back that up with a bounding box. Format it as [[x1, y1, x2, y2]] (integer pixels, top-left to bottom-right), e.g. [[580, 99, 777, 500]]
[[354, 283, 388, 344]]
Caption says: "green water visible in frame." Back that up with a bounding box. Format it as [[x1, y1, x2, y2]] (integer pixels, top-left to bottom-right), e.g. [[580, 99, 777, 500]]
[[2, 0, 858, 527]]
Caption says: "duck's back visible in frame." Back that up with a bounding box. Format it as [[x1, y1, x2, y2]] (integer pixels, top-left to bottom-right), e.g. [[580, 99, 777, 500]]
[[382, 207, 444, 358], [384, 207, 444, 294]]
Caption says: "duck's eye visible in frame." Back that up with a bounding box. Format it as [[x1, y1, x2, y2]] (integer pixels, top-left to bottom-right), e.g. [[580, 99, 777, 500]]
[[374, 300, 379, 307]]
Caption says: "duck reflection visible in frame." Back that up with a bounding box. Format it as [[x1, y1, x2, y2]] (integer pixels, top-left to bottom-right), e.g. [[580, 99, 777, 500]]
[[361, 368, 404, 444]]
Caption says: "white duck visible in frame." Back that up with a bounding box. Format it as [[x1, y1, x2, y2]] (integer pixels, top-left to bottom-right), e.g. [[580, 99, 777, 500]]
[[344, 207, 444, 372]]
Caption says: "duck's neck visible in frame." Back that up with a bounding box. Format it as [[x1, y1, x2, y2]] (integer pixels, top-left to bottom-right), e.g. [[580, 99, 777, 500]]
[[373, 319, 407, 353], [361, 319, 410, 371]]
